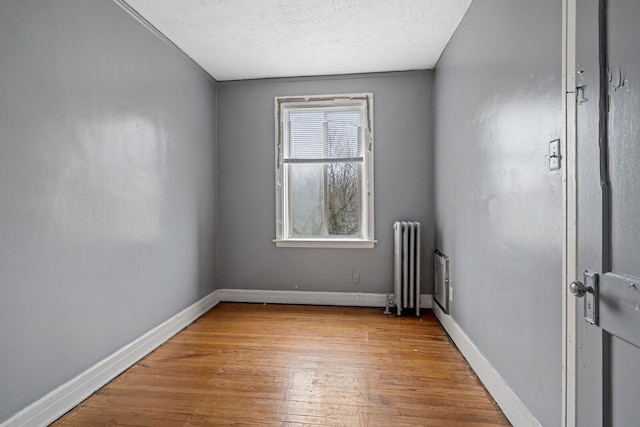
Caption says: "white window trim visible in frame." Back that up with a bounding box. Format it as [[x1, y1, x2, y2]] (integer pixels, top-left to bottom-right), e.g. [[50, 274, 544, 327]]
[[274, 93, 375, 248]]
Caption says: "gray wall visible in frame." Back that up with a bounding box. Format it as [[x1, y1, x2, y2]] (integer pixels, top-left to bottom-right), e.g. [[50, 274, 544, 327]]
[[217, 72, 434, 295], [0, 0, 217, 422], [433, 1, 563, 426]]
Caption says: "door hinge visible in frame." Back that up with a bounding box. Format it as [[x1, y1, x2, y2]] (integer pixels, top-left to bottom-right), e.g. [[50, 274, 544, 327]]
[[577, 85, 587, 104]]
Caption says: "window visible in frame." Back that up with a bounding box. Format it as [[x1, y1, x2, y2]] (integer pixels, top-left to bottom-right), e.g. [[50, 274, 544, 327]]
[[274, 93, 375, 248]]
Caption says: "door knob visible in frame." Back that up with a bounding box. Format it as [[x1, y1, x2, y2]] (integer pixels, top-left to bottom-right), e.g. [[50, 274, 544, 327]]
[[570, 280, 588, 297]]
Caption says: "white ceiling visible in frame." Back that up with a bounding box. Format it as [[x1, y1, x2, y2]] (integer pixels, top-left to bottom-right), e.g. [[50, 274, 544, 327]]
[[122, 0, 472, 82]]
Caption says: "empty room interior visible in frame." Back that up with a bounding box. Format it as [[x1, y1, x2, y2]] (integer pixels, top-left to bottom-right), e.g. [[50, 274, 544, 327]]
[[3, 0, 639, 426]]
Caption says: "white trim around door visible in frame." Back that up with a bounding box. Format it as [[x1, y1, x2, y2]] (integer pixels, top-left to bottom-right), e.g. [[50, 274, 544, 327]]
[[562, 0, 578, 426]]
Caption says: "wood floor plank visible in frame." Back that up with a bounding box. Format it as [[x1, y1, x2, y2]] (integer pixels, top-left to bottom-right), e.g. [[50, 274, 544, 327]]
[[52, 303, 510, 426]]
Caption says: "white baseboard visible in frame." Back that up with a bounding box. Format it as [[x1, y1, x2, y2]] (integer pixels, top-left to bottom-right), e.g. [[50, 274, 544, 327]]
[[432, 304, 541, 427], [1, 291, 220, 427], [217, 288, 433, 310]]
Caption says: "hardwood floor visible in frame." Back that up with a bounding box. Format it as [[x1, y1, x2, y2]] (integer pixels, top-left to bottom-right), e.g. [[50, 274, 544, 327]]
[[52, 303, 510, 426]]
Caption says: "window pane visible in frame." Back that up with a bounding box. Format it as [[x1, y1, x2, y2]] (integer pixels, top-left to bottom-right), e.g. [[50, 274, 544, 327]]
[[289, 163, 324, 237], [327, 161, 360, 236], [287, 110, 363, 161], [288, 111, 324, 160], [326, 112, 362, 159]]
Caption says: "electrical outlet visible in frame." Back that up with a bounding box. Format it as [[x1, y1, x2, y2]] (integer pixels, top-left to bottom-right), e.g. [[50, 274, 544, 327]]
[[352, 271, 360, 285]]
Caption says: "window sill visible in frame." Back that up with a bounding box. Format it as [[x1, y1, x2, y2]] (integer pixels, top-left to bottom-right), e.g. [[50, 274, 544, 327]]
[[273, 238, 377, 249]]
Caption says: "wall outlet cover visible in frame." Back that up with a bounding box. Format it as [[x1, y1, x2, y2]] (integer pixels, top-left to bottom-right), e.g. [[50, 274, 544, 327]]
[[352, 271, 360, 285]]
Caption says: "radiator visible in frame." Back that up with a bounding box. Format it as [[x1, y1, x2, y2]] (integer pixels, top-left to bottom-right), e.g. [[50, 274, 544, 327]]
[[393, 221, 421, 316], [434, 250, 449, 314]]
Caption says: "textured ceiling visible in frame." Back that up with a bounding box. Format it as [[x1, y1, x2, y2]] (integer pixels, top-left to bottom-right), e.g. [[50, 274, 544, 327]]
[[122, 0, 472, 81]]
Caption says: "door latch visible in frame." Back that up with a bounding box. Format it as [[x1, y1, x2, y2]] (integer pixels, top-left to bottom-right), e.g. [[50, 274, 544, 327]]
[[570, 271, 599, 325]]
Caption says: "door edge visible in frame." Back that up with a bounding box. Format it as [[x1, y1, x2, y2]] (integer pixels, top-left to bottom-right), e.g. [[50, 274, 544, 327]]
[[562, 0, 578, 425]]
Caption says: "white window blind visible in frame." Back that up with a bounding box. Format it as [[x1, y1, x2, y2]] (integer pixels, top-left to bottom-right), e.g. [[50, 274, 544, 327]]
[[285, 109, 364, 163]]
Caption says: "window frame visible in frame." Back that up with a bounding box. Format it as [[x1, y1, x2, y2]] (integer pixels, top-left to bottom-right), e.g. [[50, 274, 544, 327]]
[[274, 93, 375, 248]]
